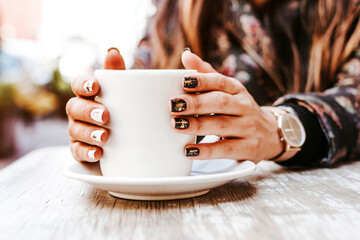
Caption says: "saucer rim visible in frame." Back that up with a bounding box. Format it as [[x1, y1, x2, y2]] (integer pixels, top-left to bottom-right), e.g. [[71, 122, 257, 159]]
[[63, 160, 256, 186]]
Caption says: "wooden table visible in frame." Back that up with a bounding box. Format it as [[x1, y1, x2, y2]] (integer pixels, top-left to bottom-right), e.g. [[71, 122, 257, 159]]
[[1, 146, 359, 240]]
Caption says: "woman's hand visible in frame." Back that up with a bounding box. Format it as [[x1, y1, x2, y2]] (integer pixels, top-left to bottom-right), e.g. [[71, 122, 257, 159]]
[[66, 48, 125, 162], [170, 50, 283, 163]]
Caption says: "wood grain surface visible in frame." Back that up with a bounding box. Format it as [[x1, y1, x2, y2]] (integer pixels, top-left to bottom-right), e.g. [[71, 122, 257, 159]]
[[0, 146, 359, 240]]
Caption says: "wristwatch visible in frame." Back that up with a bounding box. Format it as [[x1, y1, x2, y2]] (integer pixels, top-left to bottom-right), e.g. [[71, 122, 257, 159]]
[[267, 106, 306, 161]]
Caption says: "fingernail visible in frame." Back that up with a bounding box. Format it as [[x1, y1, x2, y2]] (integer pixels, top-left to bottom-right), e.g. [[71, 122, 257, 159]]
[[91, 109, 104, 123], [183, 77, 198, 88], [182, 47, 191, 53], [185, 147, 200, 156], [108, 47, 120, 53], [83, 80, 95, 92], [174, 118, 190, 129], [90, 129, 105, 142], [88, 149, 96, 160], [171, 99, 187, 112]]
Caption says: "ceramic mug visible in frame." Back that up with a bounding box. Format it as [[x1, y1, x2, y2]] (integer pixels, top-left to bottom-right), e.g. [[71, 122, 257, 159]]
[[94, 69, 197, 178]]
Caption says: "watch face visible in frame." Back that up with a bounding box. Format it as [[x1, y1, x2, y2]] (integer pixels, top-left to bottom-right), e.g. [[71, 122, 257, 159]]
[[278, 114, 306, 147]]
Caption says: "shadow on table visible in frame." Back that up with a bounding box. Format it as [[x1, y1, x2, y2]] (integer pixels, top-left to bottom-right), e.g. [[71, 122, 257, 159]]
[[85, 180, 257, 210]]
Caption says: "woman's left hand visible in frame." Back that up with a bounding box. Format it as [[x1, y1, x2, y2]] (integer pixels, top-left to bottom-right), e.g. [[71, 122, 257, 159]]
[[170, 50, 283, 163]]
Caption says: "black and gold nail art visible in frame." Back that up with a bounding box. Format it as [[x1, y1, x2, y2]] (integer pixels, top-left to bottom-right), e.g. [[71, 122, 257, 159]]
[[183, 77, 198, 88], [174, 118, 190, 129], [171, 99, 187, 112], [186, 147, 200, 157]]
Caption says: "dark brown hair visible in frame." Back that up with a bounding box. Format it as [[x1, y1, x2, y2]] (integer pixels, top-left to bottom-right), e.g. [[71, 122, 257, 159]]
[[151, 0, 223, 68], [151, 0, 360, 93]]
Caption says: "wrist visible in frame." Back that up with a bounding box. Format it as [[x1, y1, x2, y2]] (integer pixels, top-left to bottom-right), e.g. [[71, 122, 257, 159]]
[[261, 107, 286, 160]]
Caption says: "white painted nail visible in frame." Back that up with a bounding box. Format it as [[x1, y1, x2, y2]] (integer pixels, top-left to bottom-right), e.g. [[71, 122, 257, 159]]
[[91, 129, 105, 142], [88, 149, 96, 160], [83, 80, 95, 92], [90, 109, 104, 123]]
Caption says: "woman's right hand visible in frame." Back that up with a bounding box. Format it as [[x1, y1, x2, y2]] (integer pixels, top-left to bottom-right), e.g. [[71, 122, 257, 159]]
[[66, 48, 125, 162]]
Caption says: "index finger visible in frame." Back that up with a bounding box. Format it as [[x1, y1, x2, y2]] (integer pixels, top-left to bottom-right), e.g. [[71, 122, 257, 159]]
[[71, 76, 100, 97], [182, 72, 245, 95], [71, 47, 126, 97]]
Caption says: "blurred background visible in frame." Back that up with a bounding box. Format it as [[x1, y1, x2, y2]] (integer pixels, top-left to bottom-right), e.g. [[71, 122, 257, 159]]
[[0, 0, 154, 168]]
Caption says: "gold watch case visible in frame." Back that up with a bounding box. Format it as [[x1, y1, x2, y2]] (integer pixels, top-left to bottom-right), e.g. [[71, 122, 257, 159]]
[[277, 113, 306, 148], [268, 107, 306, 161]]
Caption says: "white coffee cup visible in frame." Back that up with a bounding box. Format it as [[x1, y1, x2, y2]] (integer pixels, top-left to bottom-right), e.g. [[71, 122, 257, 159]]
[[94, 69, 197, 178]]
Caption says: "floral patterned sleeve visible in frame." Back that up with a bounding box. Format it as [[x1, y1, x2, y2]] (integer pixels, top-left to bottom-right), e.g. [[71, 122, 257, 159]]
[[274, 47, 360, 167]]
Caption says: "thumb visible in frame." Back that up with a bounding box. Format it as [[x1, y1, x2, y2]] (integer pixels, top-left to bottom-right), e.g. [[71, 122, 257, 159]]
[[181, 49, 217, 73], [104, 47, 126, 70]]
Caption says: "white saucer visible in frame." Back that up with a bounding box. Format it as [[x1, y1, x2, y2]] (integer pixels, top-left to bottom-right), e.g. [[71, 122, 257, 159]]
[[63, 159, 256, 200]]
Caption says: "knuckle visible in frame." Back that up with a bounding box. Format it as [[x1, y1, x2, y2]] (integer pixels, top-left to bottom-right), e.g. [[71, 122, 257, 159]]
[[198, 74, 207, 89], [206, 145, 215, 159], [192, 117, 201, 134], [239, 98, 253, 109], [218, 93, 230, 110], [223, 143, 234, 155], [205, 62, 213, 70], [68, 121, 76, 139], [80, 105, 89, 120], [70, 142, 75, 152], [65, 97, 76, 116], [70, 77, 78, 92], [247, 120, 256, 132], [237, 83, 246, 92], [217, 74, 227, 90], [72, 141, 81, 151], [249, 139, 260, 152], [70, 142, 81, 161], [192, 96, 201, 112], [71, 76, 85, 93], [217, 116, 230, 129], [248, 126, 257, 135], [232, 78, 245, 92]]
